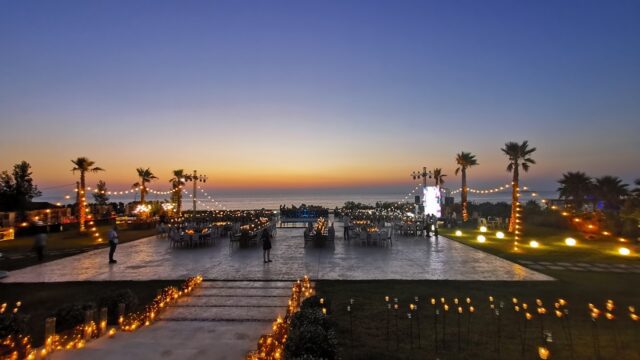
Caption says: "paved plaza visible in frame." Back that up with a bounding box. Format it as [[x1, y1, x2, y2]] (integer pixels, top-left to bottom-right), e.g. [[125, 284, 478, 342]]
[[2, 222, 552, 282]]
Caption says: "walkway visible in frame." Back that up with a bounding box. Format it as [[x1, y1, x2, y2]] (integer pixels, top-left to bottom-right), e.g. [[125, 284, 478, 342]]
[[53, 280, 291, 360], [1, 223, 552, 282]]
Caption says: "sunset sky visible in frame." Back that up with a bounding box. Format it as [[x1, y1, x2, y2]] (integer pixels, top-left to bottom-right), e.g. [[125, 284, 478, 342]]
[[1, 0, 639, 196]]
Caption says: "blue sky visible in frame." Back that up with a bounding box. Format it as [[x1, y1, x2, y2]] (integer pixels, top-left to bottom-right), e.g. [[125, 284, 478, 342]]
[[1, 0, 639, 193]]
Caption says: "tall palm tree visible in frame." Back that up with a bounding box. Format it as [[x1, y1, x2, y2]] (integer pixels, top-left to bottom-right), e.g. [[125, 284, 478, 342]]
[[132, 168, 158, 204], [557, 171, 593, 211], [501, 141, 536, 232], [169, 169, 188, 215], [433, 168, 447, 187], [593, 175, 629, 211], [71, 157, 104, 232], [455, 152, 478, 221]]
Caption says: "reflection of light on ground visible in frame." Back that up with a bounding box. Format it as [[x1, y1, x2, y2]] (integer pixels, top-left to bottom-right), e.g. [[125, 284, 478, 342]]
[[513, 263, 528, 280], [2, 224, 553, 283]]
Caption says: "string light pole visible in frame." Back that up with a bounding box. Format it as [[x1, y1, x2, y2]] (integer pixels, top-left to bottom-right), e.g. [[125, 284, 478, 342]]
[[411, 167, 432, 190], [185, 170, 207, 217]]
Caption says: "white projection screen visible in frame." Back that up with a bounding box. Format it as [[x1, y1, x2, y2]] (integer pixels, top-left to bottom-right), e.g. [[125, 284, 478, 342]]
[[423, 186, 442, 217]]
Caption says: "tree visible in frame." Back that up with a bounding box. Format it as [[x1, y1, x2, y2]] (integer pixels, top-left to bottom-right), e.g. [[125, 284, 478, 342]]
[[455, 152, 478, 221], [71, 157, 104, 232], [92, 180, 110, 205], [433, 168, 447, 187], [0, 161, 42, 217], [132, 168, 158, 204], [169, 169, 189, 216], [557, 171, 593, 211], [593, 175, 629, 211], [501, 141, 536, 232]]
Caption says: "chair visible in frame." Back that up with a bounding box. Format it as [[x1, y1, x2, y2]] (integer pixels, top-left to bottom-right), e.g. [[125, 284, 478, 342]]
[[380, 229, 392, 247], [229, 232, 241, 250]]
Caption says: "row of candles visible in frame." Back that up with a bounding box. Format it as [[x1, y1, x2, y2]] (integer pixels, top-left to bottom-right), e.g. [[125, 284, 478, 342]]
[[247, 276, 314, 360], [343, 295, 639, 358], [0, 275, 203, 360]]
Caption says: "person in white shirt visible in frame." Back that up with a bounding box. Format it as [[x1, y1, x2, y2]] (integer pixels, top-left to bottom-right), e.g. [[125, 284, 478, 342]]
[[108, 225, 119, 264]]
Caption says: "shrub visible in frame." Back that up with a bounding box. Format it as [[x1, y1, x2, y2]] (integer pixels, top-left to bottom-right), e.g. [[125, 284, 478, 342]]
[[0, 311, 29, 338], [525, 210, 569, 229], [285, 307, 337, 360], [300, 295, 332, 315], [54, 302, 96, 332], [98, 289, 138, 324], [621, 217, 639, 238]]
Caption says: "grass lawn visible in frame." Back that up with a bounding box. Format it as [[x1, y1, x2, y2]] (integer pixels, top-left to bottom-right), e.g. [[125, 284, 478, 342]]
[[439, 224, 639, 265], [0, 225, 156, 270], [317, 278, 640, 360], [0, 281, 182, 347], [317, 224, 640, 359]]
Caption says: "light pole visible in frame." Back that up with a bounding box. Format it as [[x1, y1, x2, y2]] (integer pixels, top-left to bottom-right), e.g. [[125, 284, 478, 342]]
[[187, 170, 207, 217], [411, 167, 432, 189]]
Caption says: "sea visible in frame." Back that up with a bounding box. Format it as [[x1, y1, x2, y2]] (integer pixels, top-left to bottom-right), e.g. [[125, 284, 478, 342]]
[[39, 190, 559, 210]]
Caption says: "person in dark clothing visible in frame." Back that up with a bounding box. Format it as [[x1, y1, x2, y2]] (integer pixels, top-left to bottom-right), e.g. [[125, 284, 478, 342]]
[[261, 228, 272, 263], [108, 225, 119, 264], [33, 229, 47, 261], [343, 216, 351, 241]]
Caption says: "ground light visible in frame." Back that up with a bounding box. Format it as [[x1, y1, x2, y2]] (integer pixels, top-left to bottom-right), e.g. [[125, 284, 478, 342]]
[[455, 230, 462, 236], [479, 226, 487, 233], [496, 231, 505, 239], [477, 235, 486, 243], [529, 240, 539, 248], [565, 238, 577, 246], [618, 247, 631, 256]]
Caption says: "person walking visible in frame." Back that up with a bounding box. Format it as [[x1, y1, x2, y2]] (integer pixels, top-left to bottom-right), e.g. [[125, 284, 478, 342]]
[[108, 224, 119, 264], [261, 228, 272, 263], [343, 216, 351, 241], [33, 228, 47, 262]]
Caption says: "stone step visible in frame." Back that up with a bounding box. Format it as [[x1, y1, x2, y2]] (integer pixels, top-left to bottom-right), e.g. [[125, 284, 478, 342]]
[[175, 296, 289, 307], [200, 281, 293, 289], [194, 287, 291, 297], [159, 306, 285, 322]]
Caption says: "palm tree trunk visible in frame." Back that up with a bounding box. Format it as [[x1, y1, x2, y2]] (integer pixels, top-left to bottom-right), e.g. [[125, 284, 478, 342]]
[[509, 165, 519, 232], [176, 189, 182, 216], [140, 180, 146, 204], [461, 169, 468, 222], [79, 172, 86, 232]]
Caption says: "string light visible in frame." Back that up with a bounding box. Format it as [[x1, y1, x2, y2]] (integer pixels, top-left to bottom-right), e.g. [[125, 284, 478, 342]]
[[0, 276, 202, 359], [247, 276, 314, 360]]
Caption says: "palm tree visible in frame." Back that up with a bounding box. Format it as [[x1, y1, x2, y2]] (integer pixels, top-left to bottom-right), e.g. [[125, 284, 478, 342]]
[[557, 171, 593, 211], [501, 141, 536, 232], [455, 152, 478, 221], [169, 169, 188, 215], [633, 179, 640, 199], [593, 175, 629, 211], [433, 168, 447, 187], [71, 157, 104, 232], [132, 168, 158, 204]]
